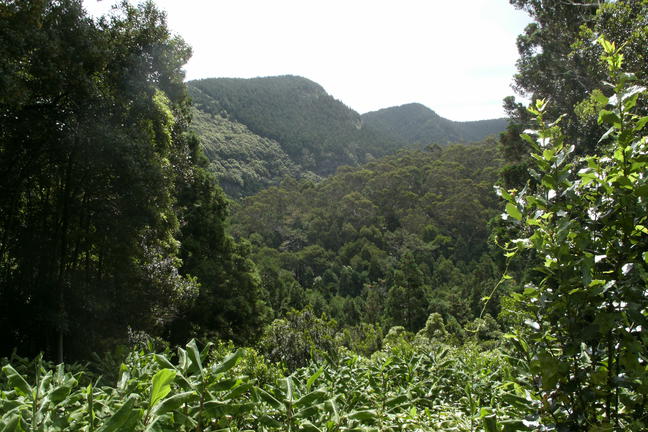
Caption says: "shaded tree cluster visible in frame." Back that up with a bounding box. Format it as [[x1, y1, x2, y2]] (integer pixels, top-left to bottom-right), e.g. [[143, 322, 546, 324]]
[[0, 0, 260, 361]]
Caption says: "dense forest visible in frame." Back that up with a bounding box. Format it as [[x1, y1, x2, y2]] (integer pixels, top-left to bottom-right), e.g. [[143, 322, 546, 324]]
[[1, 0, 647, 431], [189, 76, 506, 198], [361, 104, 508, 149], [228, 140, 506, 337]]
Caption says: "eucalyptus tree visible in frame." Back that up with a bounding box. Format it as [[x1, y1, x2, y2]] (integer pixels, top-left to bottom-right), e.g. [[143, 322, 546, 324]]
[[0, 0, 260, 361]]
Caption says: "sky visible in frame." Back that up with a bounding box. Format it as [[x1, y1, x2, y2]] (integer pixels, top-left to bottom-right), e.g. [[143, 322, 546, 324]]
[[83, 0, 531, 121]]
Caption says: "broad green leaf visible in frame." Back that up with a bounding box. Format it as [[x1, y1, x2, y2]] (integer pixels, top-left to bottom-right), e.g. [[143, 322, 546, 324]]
[[624, 92, 640, 110], [96, 395, 140, 432], [635, 225, 648, 235], [325, 398, 340, 423], [49, 384, 73, 404], [255, 388, 282, 409], [542, 148, 555, 161], [295, 404, 320, 419], [185, 339, 203, 376], [282, 377, 294, 403], [385, 394, 408, 409], [117, 370, 130, 391], [306, 366, 324, 391], [209, 378, 238, 392], [348, 410, 377, 421], [149, 369, 176, 408], [598, 37, 615, 54], [592, 89, 609, 105], [212, 349, 243, 375], [226, 382, 253, 399], [598, 110, 621, 127], [2, 366, 31, 397], [494, 186, 513, 201], [500, 393, 533, 410], [294, 389, 327, 409], [505, 203, 522, 221], [202, 400, 229, 419], [257, 414, 282, 428], [177, 348, 189, 372], [635, 116, 648, 131], [154, 354, 175, 370], [152, 391, 195, 416]]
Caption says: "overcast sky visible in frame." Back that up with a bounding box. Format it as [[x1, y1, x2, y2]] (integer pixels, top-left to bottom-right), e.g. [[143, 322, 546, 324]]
[[83, 0, 531, 121]]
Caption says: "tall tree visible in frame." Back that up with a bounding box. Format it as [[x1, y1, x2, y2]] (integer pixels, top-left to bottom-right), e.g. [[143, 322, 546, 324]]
[[0, 0, 259, 360], [501, 40, 648, 428], [385, 252, 428, 332], [170, 138, 263, 344], [501, 0, 648, 187]]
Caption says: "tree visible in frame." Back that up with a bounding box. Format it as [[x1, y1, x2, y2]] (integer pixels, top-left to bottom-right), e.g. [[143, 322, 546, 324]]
[[385, 252, 428, 332], [259, 308, 338, 370], [0, 0, 197, 360], [501, 0, 648, 187], [170, 141, 263, 345], [501, 39, 648, 428], [0, 0, 259, 360]]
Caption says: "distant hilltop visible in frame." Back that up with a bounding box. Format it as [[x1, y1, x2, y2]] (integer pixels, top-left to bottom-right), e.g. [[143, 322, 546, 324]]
[[187, 75, 508, 198]]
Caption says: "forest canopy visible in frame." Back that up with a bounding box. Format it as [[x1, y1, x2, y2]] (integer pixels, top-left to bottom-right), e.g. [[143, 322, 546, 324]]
[[0, 0, 261, 361], [0, 0, 647, 430]]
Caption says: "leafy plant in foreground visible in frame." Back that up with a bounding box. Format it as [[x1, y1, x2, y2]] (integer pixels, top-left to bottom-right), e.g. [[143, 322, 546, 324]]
[[2, 338, 533, 431], [500, 38, 648, 429]]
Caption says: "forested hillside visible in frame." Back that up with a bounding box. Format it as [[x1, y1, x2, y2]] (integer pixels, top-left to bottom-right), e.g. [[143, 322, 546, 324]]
[[1, 0, 647, 430], [361, 103, 508, 148], [189, 76, 507, 197], [190, 108, 301, 198], [229, 139, 507, 335], [188, 76, 401, 194]]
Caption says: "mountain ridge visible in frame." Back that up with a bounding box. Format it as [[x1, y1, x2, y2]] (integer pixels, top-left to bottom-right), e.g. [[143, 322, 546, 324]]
[[187, 75, 508, 197], [361, 103, 508, 148]]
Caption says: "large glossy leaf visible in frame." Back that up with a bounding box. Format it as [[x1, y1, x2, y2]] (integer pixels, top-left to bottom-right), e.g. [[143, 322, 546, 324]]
[[212, 350, 243, 375], [96, 396, 140, 432], [185, 340, 203, 376], [294, 389, 327, 409], [2, 366, 31, 397], [149, 369, 176, 408], [151, 391, 195, 417]]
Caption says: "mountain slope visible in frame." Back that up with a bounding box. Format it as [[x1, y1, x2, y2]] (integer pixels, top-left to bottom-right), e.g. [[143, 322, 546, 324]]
[[361, 103, 508, 148], [190, 108, 300, 198], [229, 139, 506, 330], [189, 76, 401, 168], [188, 76, 508, 197]]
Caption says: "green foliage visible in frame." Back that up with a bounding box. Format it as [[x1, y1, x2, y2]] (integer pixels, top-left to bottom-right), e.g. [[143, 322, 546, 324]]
[[501, 0, 648, 188], [500, 39, 648, 429], [336, 323, 384, 358], [0, 338, 532, 431], [189, 108, 300, 198], [0, 0, 194, 360], [259, 309, 339, 370], [188, 76, 402, 195], [362, 103, 508, 148], [189, 78, 507, 198], [0, 0, 261, 360], [232, 141, 506, 329]]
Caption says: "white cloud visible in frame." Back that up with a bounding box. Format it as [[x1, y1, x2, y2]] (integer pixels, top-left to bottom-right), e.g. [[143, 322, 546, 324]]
[[83, 0, 531, 121]]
